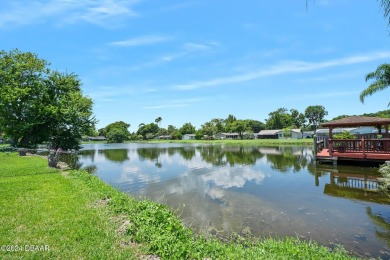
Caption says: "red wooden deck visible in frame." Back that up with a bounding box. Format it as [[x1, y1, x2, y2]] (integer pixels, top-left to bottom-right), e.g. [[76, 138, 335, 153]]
[[316, 148, 390, 162]]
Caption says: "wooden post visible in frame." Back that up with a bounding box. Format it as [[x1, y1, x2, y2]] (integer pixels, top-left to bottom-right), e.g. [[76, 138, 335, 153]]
[[385, 124, 389, 138], [362, 138, 365, 158]]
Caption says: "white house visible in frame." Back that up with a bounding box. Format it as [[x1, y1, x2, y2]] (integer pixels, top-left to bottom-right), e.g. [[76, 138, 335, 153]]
[[183, 134, 196, 140], [290, 129, 303, 139], [215, 133, 240, 139]]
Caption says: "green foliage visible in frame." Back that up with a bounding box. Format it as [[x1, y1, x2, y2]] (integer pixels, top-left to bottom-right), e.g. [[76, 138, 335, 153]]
[[155, 117, 162, 126], [100, 121, 130, 143], [266, 108, 295, 129], [179, 122, 196, 135], [225, 114, 237, 124], [282, 127, 292, 139], [333, 131, 357, 139], [170, 131, 182, 140], [137, 123, 159, 139], [363, 109, 390, 118], [360, 64, 390, 105], [378, 163, 390, 191], [243, 119, 265, 133], [0, 49, 96, 150], [226, 120, 250, 139], [289, 109, 306, 128], [106, 128, 128, 143], [167, 125, 177, 134], [100, 121, 130, 136], [304, 105, 328, 131], [270, 108, 304, 129]]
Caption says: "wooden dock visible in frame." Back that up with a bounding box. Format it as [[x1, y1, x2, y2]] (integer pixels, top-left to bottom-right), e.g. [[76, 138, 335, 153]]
[[315, 116, 390, 164], [315, 147, 390, 164]]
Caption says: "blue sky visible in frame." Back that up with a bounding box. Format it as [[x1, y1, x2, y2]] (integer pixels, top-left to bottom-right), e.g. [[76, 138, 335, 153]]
[[1, 0, 389, 131]]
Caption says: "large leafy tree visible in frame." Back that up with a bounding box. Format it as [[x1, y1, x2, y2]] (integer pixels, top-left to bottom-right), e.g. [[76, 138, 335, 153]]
[[0, 49, 96, 149], [360, 64, 390, 104], [289, 109, 306, 128], [304, 105, 327, 132], [101, 121, 130, 143], [179, 122, 196, 135], [227, 120, 250, 140], [265, 108, 293, 130], [137, 122, 159, 139]]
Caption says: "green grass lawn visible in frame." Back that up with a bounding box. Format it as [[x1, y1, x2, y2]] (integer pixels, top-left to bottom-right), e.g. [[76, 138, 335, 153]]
[[0, 153, 136, 259], [0, 153, 358, 260]]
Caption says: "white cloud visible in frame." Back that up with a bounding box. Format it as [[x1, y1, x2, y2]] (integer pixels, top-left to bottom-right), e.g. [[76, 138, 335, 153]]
[[183, 42, 219, 51], [126, 41, 220, 70], [0, 0, 141, 28], [109, 35, 171, 47], [202, 167, 265, 189], [173, 51, 390, 90]]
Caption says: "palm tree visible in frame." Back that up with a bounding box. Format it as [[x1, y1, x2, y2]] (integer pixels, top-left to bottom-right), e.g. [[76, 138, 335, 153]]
[[379, 0, 390, 28], [306, 0, 390, 28], [155, 117, 162, 127], [360, 63, 390, 104]]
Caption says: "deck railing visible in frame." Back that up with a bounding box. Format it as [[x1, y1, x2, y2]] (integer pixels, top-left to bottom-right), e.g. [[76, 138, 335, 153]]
[[329, 138, 390, 154]]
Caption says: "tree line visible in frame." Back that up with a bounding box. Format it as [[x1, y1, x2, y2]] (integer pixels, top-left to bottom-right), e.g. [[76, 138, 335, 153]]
[[97, 105, 328, 142]]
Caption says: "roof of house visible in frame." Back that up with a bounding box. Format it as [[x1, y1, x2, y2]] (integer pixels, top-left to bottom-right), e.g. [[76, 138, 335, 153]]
[[321, 116, 390, 127], [259, 130, 282, 135], [291, 129, 302, 133], [183, 134, 196, 136]]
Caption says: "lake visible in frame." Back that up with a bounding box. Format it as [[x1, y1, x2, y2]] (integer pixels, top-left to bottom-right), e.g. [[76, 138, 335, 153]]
[[78, 143, 390, 259]]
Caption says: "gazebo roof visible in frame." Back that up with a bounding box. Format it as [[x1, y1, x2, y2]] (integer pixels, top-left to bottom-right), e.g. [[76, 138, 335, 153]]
[[321, 116, 390, 127]]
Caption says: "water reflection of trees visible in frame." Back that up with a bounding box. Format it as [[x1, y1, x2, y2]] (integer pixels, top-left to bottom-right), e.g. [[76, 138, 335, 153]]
[[264, 146, 309, 172], [137, 148, 163, 161], [366, 207, 390, 248], [198, 146, 264, 166], [81, 145, 312, 169], [178, 147, 196, 161], [79, 150, 95, 161], [99, 149, 129, 163]]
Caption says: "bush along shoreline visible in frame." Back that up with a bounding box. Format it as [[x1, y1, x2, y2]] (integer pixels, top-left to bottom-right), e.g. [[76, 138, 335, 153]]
[[0, 153, 359, 259]]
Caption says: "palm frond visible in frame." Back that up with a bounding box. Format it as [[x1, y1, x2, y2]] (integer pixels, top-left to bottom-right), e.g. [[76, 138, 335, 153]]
[[361, 63, 390, 103], [380, 0, 390, 21], [360, 81, 389, 103]]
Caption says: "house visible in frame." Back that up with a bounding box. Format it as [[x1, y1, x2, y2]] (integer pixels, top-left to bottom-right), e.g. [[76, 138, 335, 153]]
[[183, 134, 196, 140], [290, 129, 303, 139], [257, 130, 282, 139], [257, 129, 303, 139], [215, 133, 240, 139]]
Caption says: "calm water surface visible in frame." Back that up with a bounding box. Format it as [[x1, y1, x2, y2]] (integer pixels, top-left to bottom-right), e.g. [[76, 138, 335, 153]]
[[79, 143, 390, 259]]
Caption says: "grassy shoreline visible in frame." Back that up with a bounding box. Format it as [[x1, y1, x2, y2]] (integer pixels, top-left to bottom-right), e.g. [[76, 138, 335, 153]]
[[0, 153, 357, 259]]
